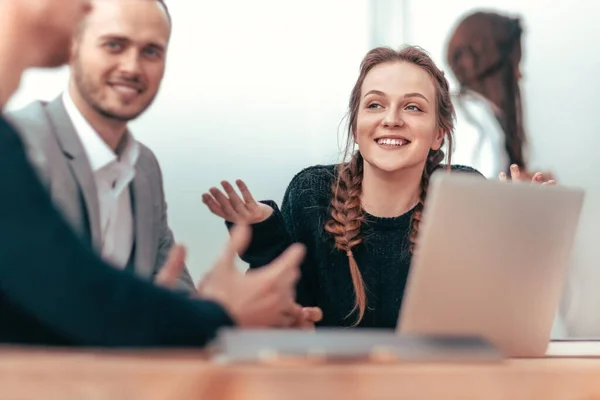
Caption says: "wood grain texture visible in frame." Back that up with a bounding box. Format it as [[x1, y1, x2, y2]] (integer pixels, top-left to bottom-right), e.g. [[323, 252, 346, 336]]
[[2, 346, 600, 400]]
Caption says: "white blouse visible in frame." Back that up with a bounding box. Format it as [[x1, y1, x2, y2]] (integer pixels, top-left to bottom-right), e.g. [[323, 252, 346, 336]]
[[450, 90, 509, 179]]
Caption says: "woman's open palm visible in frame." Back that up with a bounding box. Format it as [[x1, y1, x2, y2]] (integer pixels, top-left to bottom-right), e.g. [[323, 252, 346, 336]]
[[202, 179, 274, 224]]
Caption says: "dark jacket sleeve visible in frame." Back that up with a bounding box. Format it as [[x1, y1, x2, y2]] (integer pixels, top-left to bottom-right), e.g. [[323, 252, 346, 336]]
[[0, 119, 234, 348], [226, 200, 294, 267]]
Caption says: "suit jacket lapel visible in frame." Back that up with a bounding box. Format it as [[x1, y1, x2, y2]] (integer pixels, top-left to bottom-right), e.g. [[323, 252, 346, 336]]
[[131, 167, 156, 278], [45, 97, 103, 251]]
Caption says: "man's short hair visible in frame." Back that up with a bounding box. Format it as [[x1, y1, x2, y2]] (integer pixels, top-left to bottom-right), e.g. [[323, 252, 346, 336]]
[[75, 0, 172, 39]]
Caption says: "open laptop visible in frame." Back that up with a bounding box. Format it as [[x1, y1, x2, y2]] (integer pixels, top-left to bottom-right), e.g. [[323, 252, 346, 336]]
[[397, 171, 585, 358]]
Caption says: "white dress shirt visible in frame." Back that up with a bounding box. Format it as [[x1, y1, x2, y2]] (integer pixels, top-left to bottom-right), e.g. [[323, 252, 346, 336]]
[[63, 92, 139, 268]]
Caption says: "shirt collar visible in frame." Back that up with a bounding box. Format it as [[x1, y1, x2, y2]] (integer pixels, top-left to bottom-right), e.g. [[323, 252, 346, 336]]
[[62, 91, 140, 172]]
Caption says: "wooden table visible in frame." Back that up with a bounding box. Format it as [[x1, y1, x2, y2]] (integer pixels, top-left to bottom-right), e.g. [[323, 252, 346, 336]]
[[2, 346, 600, 400]]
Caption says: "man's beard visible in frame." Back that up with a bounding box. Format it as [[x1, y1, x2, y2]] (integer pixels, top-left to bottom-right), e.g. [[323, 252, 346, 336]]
[[72, 59, 156, 122]]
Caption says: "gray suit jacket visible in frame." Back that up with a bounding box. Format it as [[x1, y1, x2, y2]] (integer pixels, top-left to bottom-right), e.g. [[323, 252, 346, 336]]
[[6, 96, 195, 292]]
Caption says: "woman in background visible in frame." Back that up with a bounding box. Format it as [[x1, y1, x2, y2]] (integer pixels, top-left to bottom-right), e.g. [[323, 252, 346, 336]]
[[446, 11, 537, 180]]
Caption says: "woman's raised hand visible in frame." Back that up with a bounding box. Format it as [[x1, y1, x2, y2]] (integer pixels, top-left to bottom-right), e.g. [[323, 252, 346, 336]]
[[202, 179, 274, 224]]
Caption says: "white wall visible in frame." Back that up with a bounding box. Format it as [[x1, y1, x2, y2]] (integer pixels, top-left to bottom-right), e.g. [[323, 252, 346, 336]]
[[7, 0, 371, 279], [393, 0, 600, 337]]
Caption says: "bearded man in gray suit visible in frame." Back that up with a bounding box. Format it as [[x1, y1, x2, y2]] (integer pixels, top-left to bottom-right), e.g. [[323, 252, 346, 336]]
[[7, 0, 194, 291]]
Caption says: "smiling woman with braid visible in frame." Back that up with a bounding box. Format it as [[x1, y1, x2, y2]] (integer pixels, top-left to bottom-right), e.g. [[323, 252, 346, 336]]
[[203, 46, 488, 329]]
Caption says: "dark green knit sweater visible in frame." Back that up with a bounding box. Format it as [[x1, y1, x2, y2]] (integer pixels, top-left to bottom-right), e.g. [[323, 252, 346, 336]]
[[230, 164, 482, 329]]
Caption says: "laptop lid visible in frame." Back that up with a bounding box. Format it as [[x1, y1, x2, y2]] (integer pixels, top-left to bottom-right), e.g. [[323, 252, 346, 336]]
[[397, 171, 584, 357]]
